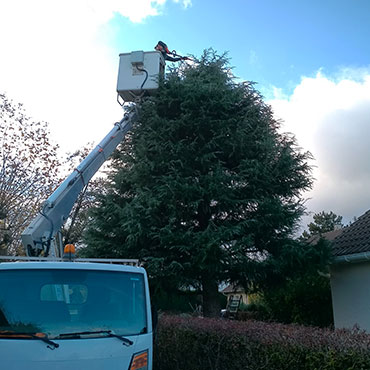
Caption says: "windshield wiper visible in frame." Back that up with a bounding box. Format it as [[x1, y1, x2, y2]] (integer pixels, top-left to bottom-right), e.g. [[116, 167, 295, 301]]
[[0, 330, 59, 350], [57, 330, 133, 346]]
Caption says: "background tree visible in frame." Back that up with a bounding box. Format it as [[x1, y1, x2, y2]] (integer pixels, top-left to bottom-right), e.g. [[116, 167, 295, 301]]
[[83, 50, 313, 317], [256, 211, 339, 327], [257, 238, 333, 327], [0, 93, 60, 255], [301, 210, 343, 239]]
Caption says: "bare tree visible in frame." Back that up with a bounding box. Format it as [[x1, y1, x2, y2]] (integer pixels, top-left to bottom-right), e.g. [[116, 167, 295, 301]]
[[0, 93, 60, 255]]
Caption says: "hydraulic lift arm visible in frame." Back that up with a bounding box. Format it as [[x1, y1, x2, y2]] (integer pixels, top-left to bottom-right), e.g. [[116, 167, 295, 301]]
[[21, 110, 137, 257], [21, 48, 171, 257]]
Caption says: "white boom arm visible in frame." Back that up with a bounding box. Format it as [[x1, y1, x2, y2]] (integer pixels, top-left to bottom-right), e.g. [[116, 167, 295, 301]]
[[21, 110, 137, 257]]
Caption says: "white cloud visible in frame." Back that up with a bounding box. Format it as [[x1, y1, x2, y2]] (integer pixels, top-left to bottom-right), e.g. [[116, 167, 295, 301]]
[[173, 0, 193, 9], [0, 0, 190, 154], [269, 69, 370, 225], [88, 0, 169, 23]]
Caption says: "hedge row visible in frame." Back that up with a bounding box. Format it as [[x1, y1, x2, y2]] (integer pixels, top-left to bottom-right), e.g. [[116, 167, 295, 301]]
[[154, 315, 370, 370]]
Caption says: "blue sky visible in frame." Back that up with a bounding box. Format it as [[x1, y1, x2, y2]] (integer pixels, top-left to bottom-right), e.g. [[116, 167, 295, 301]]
[[106, 0, 370, 95], [1, 0, 370, 229]]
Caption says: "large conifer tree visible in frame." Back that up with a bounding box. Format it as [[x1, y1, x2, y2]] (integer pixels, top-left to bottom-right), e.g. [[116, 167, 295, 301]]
[[83, 50, 313, 317]]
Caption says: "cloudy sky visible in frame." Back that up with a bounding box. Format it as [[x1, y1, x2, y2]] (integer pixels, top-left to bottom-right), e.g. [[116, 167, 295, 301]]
[[1, 0, 370, 229]]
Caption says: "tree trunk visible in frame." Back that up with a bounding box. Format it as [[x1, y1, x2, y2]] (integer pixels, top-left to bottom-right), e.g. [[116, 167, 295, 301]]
[[202, 276, 221, 318]]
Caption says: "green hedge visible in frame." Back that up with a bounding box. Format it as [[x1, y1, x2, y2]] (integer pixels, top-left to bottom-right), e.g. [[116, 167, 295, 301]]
[[154, 315, 370, 370]]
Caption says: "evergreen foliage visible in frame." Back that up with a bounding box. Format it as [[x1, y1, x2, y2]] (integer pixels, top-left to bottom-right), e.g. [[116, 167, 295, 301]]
[[259, 227, 334, 327], [259, 239, 333, 327], [304, 211, 343, 238], [83, 50, 313, 316], [261, 272, 334, 327]]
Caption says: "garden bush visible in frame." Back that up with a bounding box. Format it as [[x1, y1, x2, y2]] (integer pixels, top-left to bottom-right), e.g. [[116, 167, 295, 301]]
[[152, 289, 226, 314], [154, 315, 370, 370], [261, 273, 334, 327]]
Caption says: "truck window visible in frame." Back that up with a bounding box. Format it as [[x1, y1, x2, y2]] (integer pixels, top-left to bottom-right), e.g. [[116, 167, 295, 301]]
[[0, 269, 147, 338]]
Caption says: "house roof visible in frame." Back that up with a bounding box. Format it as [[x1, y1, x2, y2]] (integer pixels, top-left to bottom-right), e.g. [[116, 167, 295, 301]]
[[221, 284, 245, 294], [307, 229, 343, 245], [332, 210, 370, 257]]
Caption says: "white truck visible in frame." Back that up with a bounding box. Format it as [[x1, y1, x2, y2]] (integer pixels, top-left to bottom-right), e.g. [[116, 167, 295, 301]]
[[0, 50, 165, 370]]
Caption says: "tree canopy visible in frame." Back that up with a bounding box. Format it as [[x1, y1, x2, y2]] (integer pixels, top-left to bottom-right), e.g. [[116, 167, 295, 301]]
[[83, 50, 313, 316], [301, 211, 343, 240], [0, 93, 60, 255]]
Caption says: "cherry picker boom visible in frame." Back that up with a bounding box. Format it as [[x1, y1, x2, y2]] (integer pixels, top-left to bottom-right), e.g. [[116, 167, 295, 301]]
[[21, 110, 137, 258], [22, 48, 166, 257]]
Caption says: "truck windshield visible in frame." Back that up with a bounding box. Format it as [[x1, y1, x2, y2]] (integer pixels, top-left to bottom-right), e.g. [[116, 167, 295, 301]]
[[0, 269, 147, 339]]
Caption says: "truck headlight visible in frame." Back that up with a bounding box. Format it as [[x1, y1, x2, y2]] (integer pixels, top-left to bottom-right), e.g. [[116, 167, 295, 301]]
[[129, 350, 148, 370]]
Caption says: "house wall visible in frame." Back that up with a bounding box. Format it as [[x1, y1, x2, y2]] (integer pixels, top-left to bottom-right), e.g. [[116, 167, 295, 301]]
[[240, 293, 248, 305], [330, 261, 370, 331]]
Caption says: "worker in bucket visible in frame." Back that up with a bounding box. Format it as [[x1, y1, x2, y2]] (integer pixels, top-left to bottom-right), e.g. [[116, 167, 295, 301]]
[[155, 41, 190, 62]]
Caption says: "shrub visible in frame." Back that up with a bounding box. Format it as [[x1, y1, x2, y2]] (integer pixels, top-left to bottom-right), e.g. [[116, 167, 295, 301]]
[[152, 289, 226, 314], [261, 273, 334, 327], [236, 301, 270, 321], [154, 315, 370, 370]]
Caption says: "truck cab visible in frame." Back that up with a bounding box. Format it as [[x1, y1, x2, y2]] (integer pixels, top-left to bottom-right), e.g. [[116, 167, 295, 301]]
[[0, 261, 153, 370]]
